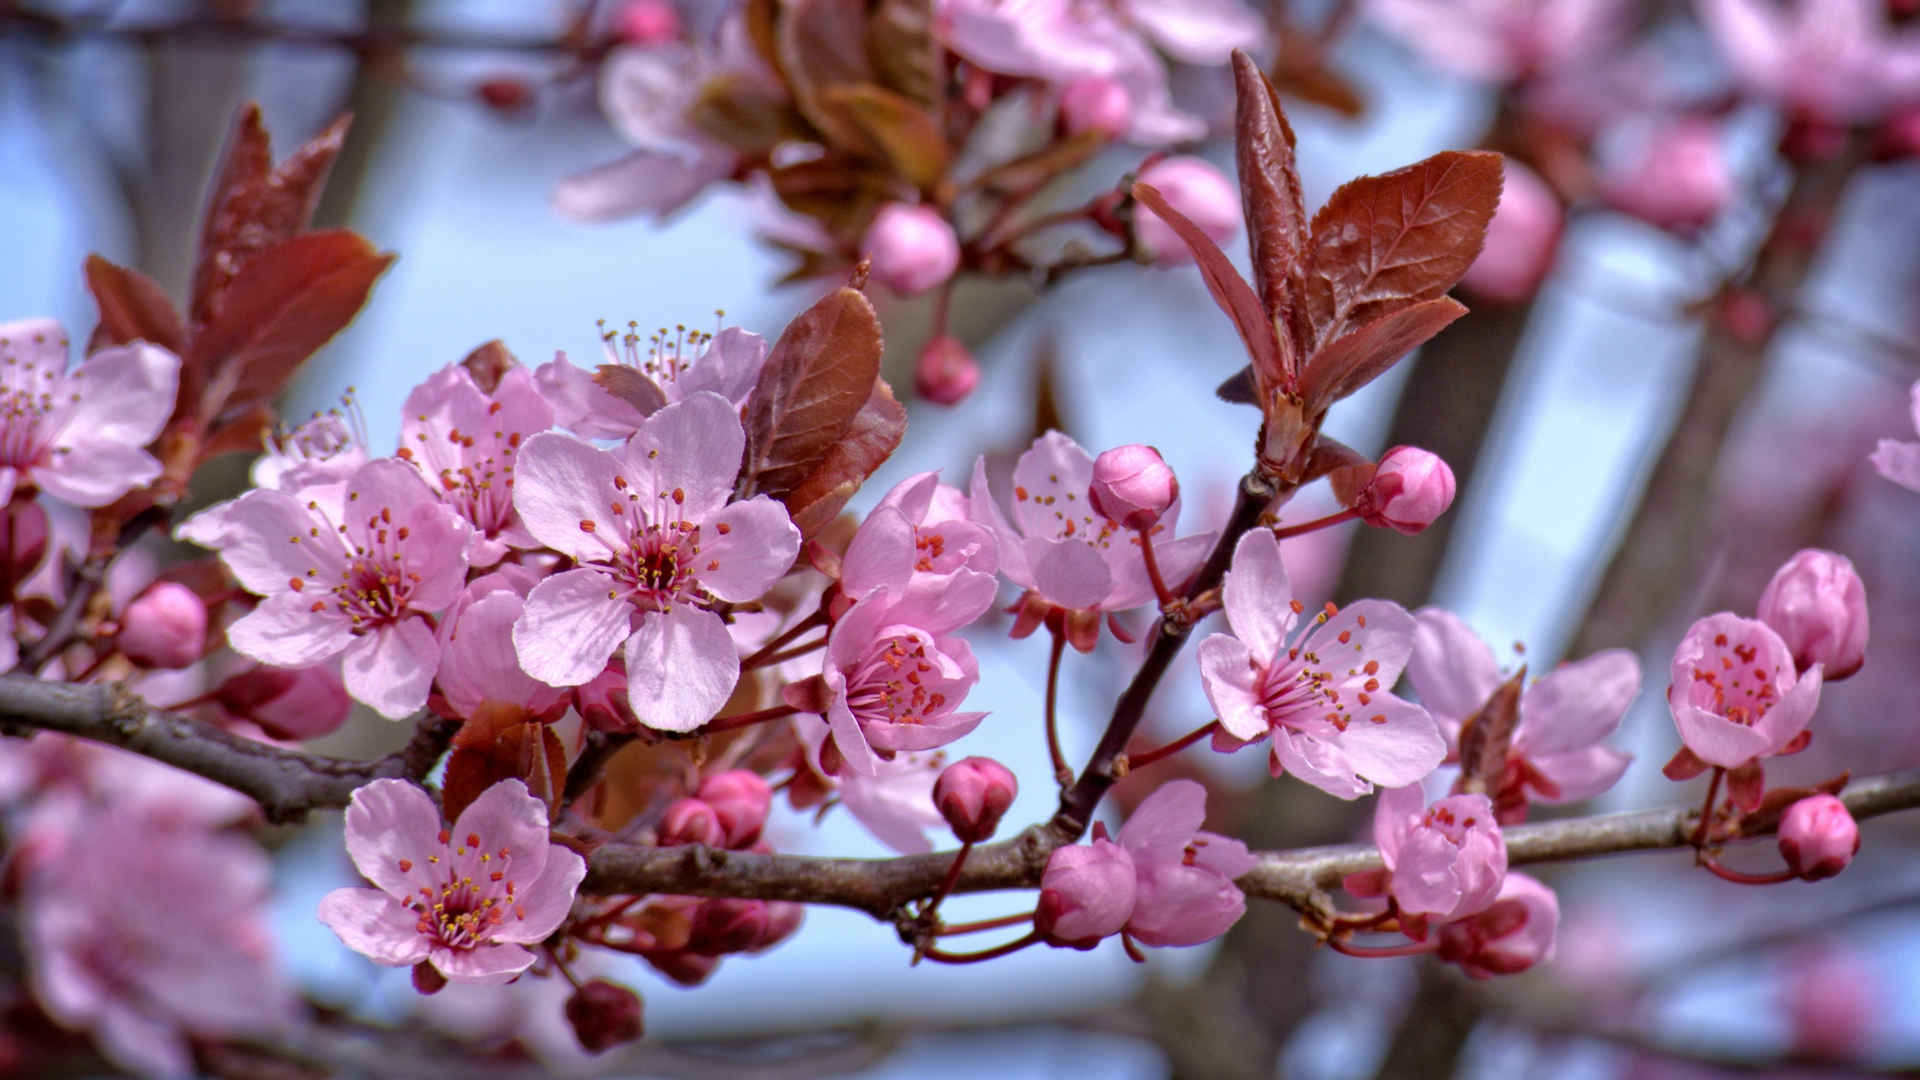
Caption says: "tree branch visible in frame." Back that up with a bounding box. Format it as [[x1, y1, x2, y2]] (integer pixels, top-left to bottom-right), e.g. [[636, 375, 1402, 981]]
[[6, 675, 1916, 924]]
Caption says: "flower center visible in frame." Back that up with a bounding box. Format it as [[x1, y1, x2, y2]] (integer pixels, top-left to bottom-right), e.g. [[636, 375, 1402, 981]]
[[1689, 632, 1785, 727], [404, 828, 526, 950], [847, 631, 949, 726], [599, 318, 716, 387], [1254, 604, 1386, 737], [0, 351, 71, 470]]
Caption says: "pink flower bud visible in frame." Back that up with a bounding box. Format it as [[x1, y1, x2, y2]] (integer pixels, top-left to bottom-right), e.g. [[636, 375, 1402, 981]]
[[614, 0, 682, 45], [1088, 444, 1178, 530], [1462, 159, 1562, 304], [933, 756, 1018, 843], [1355, 446, 1455, 534], [0, 499, 48, 586], [1035, 830, 1135, 949], [1778, 794, 1859, 881], [1060, 77, 1132, 139], [695, 770, 772, 848], [1134, 156, 1239, 266], [690, 897, 770, 953], [915, 335, 979, 405], [215, 665, 350, 741], [1601, 118, 1731, 231], [862, 203, 960, 296], [657, 797, 724, 847], [1757, 549, 1868, 681], [574, 664, 639, 732], [116, 582, 208, 669], [1436, 872, 1558, 979], [565, 978, 645, 1053]]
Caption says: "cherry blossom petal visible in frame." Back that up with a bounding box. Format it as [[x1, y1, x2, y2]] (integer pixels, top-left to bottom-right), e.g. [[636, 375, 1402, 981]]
[[94, 1002, 192, 1079], [693, 497, 800, 601], [438, 593, 567, 718], [826, 694, 881, 777], [226, 593, 354, 667], [968, 456, 1031, 587], [343, 619, 441, 720], [678, 327, 767, 404], [1270, 727, 1370, 799], [64, 342, 178, 446], [449, 779, 555, 885], [342, 779, 447, 898], [1757, 664, 1823, 749], [625, 391, 743, 522], [511, 432, 632, 561], [1516, 649, 1639, 756], [1009, 431, 1096, 540], [1530, 745, 1633, 803], [1408, 606, 1503, 722], [1121, 778, 1208, 853], [429, 942, 537, 984], [1672, 704, 1775, 768], [552, 145, 732, 222], [534, 353, 647, 440], [1871, 436, 1920, 491], [515, 569, 633, 688], [1127, 862, 1246, 946], [178, 490, 348, 593], [317, 889, 434, 966], [1371, 782, 1427, 865], [1312, 599, 1416, 682], [841, 505, 916, 599], [1026, 537, 1112, 609], [502, 847, 587, 943], [623, 606, 738, 732], [34, 439, 162, 507], [1123, 0, 1263, 63], [1198, 633, 1267, 742], [1332, 696, 1447, 789], [1221, 530, 1297, 661]]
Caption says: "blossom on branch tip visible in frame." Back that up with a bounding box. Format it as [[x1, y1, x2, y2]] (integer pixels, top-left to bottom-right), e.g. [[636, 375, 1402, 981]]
[[318, 779, 586, 985], [0, 317, 177, 508], [1353, 446, 1455, 534], [1757, 548, 1868, 681], [509, 391, 800, 732], [1198, 530, 1445, 798], [1666, 612, 1823, 771], [1870, 381, 1920, 492]]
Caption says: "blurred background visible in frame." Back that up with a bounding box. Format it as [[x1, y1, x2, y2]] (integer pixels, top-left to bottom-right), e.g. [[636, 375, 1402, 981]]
[[5, 0, 1920, 1076]]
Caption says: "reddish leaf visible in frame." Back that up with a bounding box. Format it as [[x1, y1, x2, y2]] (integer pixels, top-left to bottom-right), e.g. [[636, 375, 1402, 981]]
[[780, 376, 907, 539], [866, 0, 940, 109], [818, 83, 949, 187], [1456, 671, 1523, 797], [1133, 181, 1281, 392], [594, 364, 668, 417], [1231, 50, 1306, 379], [741, 285, 885, 500], [461, 339, 518, 393], [190, 107, 351, 330], [446, 712, 568, 821], [1270, 39, 1367, 119], [1297, 296, 1466, 411], [777, 0, 877, 153], [972, 133, 1106, 196], [1300, 150, 1502, 350], [82, 255, 184, 354], [189, 230, 394, 422]]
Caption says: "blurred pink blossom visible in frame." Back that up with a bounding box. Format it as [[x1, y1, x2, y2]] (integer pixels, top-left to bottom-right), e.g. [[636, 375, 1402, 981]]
[[1462, 158, 1563, 303], [1366, 0, 1628, 83], [1870, 380, 1920, 491], [1436, 871, 1558, 977], [0, 317, 177, 508], [862, 204, 961, 296], [1757, 548, 1869, 680], [1700, 0, 1920, 122], [1600, 117, 1734, 231]]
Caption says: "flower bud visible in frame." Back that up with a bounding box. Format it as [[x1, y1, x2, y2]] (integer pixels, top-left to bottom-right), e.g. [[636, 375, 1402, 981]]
[[615, 0, 682, 45], [657, 797, 724, 847], [1779, 794, 1859, 881], [933, 756, 1018, 843], [1757, 549, 1868, 681], [1034, 831, 1135, 949], [574, 664, 639, 732], [1354, 446, 1455, 534], [411, 960, 448, 995], [862, 203, 960, 296], [1462, 159, 1561, 304], [915, 335, 979, 405], [565, 978, 645, 1053], [1600, 117, 1731, 230], [1436, 873, 1558, 979], [215, 665, 350, 741], [116, 582, 208, 669], [1059, 77, 1131, 139], [695, 770, 772, 848], [1088, 444, 1178, 530], [1134, 156, 1239, 265], [690, 897, 770, 953], [0, 499, 49, 586]]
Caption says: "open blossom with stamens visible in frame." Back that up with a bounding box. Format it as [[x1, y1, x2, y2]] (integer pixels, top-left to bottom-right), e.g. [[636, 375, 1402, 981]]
[[396, 364, 553, 567], [318, 779, 586, 985], [1407, 607, 1637, 821], [1198, 530, 1445, 799], [841, 471, 998, 629], [969, 431, 1212, 628], [816, 590, 987, 776], [1870, 381, 1920, 492], [510, 391, 799, 732], [177, 459, 473, 719], [1667, 612, 1823, 771], [253, 399, 369, 494], [1372, 784, 1507, 926], [0, 317, 178, 507], [536, 325, 768, 441]]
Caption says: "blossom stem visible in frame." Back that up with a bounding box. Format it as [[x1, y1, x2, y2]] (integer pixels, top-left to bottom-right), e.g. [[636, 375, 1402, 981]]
[[1044, 630, 1072, 787], [937, 911, 1037, 936], [1272, 508, 1360, 539], [1692, 766, 1725, 855], [1326, 936, 1439, 959], [545, 945, 585, 991], [1124, 721, 1220, 772], [742, 633, 828, 671], [1136, 526, 1176, 607], [922, 929, 1042, 964], [924, 841, 972, 916], [1699, 856, 1796, 886], [739, 609, 829, 669], [702, 704, 800, 735]]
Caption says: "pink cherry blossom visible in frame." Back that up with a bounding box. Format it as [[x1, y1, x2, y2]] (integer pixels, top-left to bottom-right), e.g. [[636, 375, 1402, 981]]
[[1870, 381, 1920, 492], [817, 590, 988, 775], [1198, 530, 1445, 798], [970, 431, 1211, 623], [318, 779, 587, 985], [509, 392, 800, 732], [253, 401, 369, 494], [1366, 0, 1627, 82], [537, 325, 769, 441], [1435, 871, 1559, 978], [1462, 157, 1563, 303], [1667, 612, 1823, 770], [1599, 117, 1734, 231], [1407, 606, 1637, 816], [435, 574, 570, 723], [1354, 446, 1456, 534], [1373, 784, 1507, 924], [0, 317, 178, 508], [1757, 548, 1869, 680], [1036, 827, 1136, 949], [1117, 779, 1254, 947], [790, 719, 950, 853], [1700, 0, 1920, 122], [696, 769, 772, 848], [22, 805, 292, 1077], [842, 470, 998, 626], [1089, 444, 1178, 530], [178, 458, 473, 719], [115, 581, 207, 670], [210, 663, 351, 741], [396, 364, 554, 567]]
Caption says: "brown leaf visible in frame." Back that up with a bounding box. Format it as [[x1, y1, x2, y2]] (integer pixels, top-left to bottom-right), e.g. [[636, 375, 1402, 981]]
[[1270, 40, 1366, 119], [777, 0, 876, 152], [818, 83, 949, 188], [971, 132, 1106, 196], [1231, 50, 1306, 380], [1298, 296, 1466, 411], [1300, 150, 1502, 350], [780, 376, 907, 539], [189, 107, 352, 330], [685, 73, 811, 155], [460, 339, 518, 393], [1456, 670, 1523, 797], [768, 157, 892, 239], [594, 364, 668, 417], [866, 0, 940, 109], [741, 286, 885, 501], [1133, 181, 1281, 391], [189, 230, 394, 423], [83, 255, 184, 355]]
